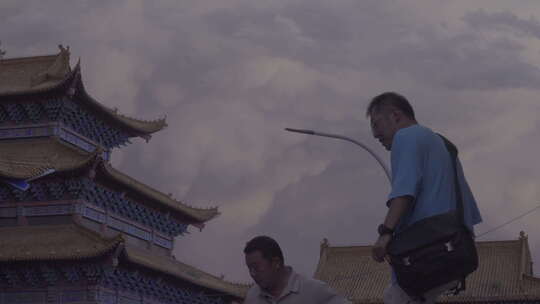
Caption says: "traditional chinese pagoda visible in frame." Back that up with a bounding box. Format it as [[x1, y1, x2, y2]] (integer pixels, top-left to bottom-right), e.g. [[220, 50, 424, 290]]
[[315, 232, 540, 304], [0, 46, 247, 304]]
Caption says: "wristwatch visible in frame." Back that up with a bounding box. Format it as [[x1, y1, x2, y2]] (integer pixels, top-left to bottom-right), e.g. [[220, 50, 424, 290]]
[[377, 224, 394, 236]]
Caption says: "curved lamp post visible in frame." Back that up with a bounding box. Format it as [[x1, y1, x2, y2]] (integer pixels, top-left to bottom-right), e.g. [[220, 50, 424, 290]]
[[285, 128, 391, 183]]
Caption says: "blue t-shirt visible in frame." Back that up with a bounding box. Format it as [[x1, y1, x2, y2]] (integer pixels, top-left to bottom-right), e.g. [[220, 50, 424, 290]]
[[388, 125, 482, 232]]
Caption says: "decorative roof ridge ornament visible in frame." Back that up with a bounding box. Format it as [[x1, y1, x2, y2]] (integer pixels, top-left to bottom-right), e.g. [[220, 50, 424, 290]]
[[67, 58, 81, 97], [88, 148, 104, 180], [30, 44, 71, 87], [321, 238, 329, 248], [0, 40, 6, 59], [320, 238, 329, 258], [111, 242, 125, 268]]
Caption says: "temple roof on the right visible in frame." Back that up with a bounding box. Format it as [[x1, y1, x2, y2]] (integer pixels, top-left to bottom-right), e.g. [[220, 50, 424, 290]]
[[315, 232, 540, 303]]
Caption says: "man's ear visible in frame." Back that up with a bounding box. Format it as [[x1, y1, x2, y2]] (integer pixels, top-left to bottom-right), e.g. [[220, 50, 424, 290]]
[[271, 257, 281, 269], [390, 109, 401, 123]]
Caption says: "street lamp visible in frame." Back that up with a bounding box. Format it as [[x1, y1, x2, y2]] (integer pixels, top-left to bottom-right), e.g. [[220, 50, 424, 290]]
[[284, 128, 391, 183]]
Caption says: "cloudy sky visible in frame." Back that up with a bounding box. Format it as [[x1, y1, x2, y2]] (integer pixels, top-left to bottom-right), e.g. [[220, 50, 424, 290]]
[[3, 0, 540, 283]]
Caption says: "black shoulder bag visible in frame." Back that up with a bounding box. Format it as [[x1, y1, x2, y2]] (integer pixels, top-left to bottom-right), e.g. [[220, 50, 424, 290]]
[[387, 135, 478, 301]]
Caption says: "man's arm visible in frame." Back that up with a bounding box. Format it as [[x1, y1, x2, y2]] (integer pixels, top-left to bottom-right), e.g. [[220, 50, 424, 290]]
[[371, 195, 413, 262], [383, 195, 413, 229]]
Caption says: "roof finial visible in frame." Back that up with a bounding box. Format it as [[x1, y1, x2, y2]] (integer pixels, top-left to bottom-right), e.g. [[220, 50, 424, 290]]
[[320, 238, 329, 257], [321, 238, 329, 250], [520, 231, 527, 240], [58, 44, 70, 54], [0, 41, 6, 59]]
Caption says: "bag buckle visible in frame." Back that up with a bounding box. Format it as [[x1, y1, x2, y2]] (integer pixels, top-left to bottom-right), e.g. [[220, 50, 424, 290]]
[[403, 257, 411, 266], [445, 241, 454, 252]]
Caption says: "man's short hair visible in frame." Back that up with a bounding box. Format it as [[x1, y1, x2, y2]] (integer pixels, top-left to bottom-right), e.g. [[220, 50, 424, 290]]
[[244, 236, 284, 266], [366, 92, 415, 120]]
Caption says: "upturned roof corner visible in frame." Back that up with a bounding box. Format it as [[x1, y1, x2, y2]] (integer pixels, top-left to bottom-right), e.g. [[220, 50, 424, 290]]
[[123, 245, 249, 299], [0, 47, 167, 139]]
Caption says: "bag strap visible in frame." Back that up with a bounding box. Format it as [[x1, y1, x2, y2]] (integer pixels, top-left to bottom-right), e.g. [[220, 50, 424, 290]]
[[437, 134, 465, 227], [438, 134, 469, 294]]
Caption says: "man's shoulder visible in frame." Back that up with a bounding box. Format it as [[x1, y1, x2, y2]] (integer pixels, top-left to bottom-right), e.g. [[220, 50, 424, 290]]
[[297, 273, 328, 288], [296, 273, 340, 296], [245, 284, 262, 302], [395, 124, 440, 146], [397, 124, 433, 138]]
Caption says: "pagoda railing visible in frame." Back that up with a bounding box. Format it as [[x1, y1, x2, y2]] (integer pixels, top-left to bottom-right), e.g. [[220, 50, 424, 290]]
[[0, 200, 174, 250], [0, 122, 110, 160], [0, 177, 187, 241]]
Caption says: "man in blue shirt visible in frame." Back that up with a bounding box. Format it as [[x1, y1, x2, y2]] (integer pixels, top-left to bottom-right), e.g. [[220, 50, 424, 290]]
[[366, 92, 482, 304]]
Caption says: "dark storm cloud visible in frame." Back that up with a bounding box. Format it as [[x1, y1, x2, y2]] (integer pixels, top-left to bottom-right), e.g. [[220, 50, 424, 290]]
[[366, 27, 540, 90], [2, 0, 540, 283]]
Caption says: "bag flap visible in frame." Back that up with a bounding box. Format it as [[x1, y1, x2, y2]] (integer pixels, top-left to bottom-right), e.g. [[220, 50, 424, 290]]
[[388, 211, 462, 255]]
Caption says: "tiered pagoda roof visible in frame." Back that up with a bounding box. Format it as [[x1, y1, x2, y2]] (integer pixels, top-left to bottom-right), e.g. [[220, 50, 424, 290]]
[[0, 137, 218, 223], [0, 137, 96, 180], [0, 46, 166, 137], [0, 47, 219, 224], [125, 245, 248, 298], [0, 223, 248, 298], [314, 232, 540, 303], [0, 48, 244, 302], [0, 224, 122, 262]]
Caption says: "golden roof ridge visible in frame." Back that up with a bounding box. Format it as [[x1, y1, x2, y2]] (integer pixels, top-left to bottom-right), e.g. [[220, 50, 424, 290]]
[[0, 47, 74, 97], [0, 137, 101, 180], [123, 245, 248, 299], [0, 54, 59, 64], [0, 223, 123, 262]]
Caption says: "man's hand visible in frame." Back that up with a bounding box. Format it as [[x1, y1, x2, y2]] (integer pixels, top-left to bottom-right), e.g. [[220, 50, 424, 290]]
[[371, 234, 392, 263]]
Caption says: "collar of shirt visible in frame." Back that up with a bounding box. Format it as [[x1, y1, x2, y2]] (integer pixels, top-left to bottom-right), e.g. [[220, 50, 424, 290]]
[[259, 266, 300, 301]]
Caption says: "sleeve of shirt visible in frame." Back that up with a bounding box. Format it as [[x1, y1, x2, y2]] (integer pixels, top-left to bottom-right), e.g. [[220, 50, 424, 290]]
[[388, 130, 423, 204], [311, 279, 351, 304]]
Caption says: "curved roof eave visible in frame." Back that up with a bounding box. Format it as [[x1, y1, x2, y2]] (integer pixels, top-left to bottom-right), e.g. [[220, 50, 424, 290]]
[[0, 224, 123, 262], [0, 137, 219, 224], [124, 245, 248, 299], [75, 70, 167, 136], [99, 163, 220, 223], [0, 138, 101, 180]]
